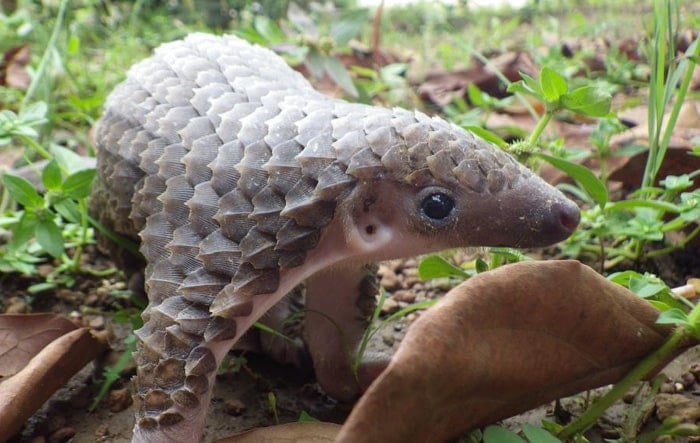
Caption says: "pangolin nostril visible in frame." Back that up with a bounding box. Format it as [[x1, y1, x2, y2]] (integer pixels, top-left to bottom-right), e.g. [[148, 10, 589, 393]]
[[558, 200, 581, 233]]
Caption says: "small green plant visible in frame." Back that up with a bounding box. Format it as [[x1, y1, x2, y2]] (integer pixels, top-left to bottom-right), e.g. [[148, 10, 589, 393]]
[[91, 287, 145, 410], [268, 391, 280, 424], [352, 288, 436, 380], [0, 100, 97, 285], [238, 3, 368, 97], [352, 63, 418, 107], [482, 424, 563, 443]]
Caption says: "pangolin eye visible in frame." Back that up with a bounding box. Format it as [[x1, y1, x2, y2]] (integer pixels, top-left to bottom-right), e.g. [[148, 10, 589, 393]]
[[421, 192, 455, 220]]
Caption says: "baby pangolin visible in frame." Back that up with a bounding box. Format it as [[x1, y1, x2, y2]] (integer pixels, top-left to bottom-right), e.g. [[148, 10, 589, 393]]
[[91, 33, 580, 442]]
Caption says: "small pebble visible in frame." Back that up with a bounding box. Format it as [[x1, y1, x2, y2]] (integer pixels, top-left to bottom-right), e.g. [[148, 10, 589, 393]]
[[393, 289, 416, 303], [224, 398, 246, 416], [107, 387, 132, 413], [689, 363, 700, 381], [660, 382, 676, 394], [656, 393, 700, 422], [681, 372, 696, 389], [402, 268, 420, 286], [382, 330, 395, 347], [48, 427, 76, 443], [94, 424, 109, 438], [379, 269, 400, 291], [84, 293, 100, 306], [37, 264, 54, 278], [381, 298, 399, 314], [68, 385, 91, 409], [600, 429, 620, 439], [57, 288, 79, 303], [5, 296, 28, 313], [88, 315, 105, 329]]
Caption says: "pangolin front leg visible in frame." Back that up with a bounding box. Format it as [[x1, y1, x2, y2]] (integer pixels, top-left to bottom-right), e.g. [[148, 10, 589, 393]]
[[92, 33, 580, 442]]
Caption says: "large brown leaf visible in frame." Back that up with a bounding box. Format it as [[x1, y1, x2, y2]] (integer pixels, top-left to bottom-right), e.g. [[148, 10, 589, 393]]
[[0, 326, 109, 438], [0, 313, 78, 377], [215, 422, 340, 442], [337, 260, 681, 443]]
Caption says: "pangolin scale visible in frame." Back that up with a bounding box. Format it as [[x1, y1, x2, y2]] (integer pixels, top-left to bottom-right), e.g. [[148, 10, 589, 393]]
[[91, 33, 580, 442]]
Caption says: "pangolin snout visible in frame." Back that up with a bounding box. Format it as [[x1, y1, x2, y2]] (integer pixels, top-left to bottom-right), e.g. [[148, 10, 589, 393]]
[[538, 197, 581, 245], [557, 199, 581, 234]]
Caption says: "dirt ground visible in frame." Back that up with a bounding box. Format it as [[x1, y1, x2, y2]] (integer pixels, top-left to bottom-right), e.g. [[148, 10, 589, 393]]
[[6, 248, 700, 442]]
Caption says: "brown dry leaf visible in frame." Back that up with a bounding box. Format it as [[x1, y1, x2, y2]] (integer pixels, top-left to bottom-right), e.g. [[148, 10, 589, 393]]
[[0, 313, 78, 377], [0, 327, 109, 439], [1, 44, 31, 90], [337, 260, 682, 443], [417, 51, 537, 107], [215, 422, 340, 442], [608, 101, 700, 188]]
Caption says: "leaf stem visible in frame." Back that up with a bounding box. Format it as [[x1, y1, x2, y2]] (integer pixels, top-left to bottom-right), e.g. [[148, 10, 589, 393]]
[[22, 0, 70, 108], [558, 325, 688, 439], [527, 112, 552, 148]]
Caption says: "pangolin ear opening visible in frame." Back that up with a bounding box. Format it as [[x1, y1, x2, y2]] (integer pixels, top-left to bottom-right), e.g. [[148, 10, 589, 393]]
[[347, 211, 395, 255]]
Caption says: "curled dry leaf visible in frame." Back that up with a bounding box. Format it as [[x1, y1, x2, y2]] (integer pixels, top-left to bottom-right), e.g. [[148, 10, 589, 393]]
[[1, 44, 31, 90], [214, 422, 340, 442], [337, 260, 682, 443], [608, 101, 700, 188], [417, 51, 536, 107], [0, 313, 78, 377], [0, 326, 109, 439]]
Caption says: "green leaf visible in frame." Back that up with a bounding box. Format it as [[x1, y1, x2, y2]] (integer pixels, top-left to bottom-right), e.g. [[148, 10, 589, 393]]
[[418, 255, 470, 280], [324, 56, 358, 97], [661, 175, 693, 191], [629, 275, 668, 298], [41, 159, 62, 191], [522, 425, 562, 443], [51, 144, 94, 174], [330, 9, 366, 46], [656, 308, 691, 327], [62, 168, 96, 199], [483, 426, 526, 443], [606, 199, 680, 214], [287, 2, 318, 37], [297, 411, 320, 423], [9, 212, 37, 249], [53, 199, 81, 223], [648, 300, 672, 312], [253, 16, 286, 43], [67, 34, 80, 54], [561, 86, 611, 117], [475, 258, 489, 273], [535, 153, 608, 207], [2, 173, 44, 208], [253, 322, 294, 343], [520, 72, 539, 91], [466, 125, 508, 149], [305, 49, 326, 79], [539, 67, 568, 102], [508, 79, 540, 99], [467, 83, 485, 106], [35, 218, 64, 258], [19, 101, 48, 125], [680, 191, 700, 221], [488, 247, 531, 262]]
